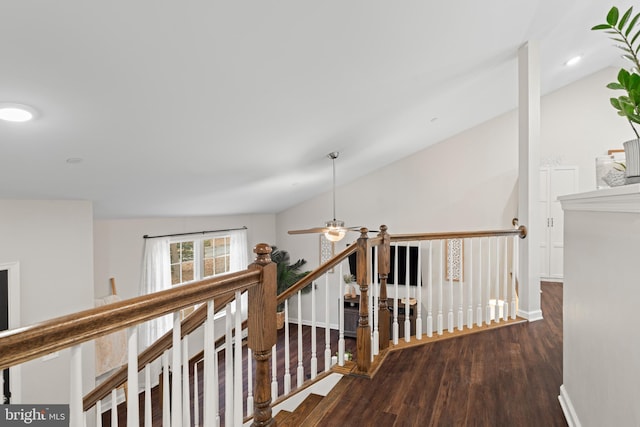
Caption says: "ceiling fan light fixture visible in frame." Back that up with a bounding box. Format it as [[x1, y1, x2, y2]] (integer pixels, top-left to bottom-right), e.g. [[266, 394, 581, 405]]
[[324, 220, 346, 242]]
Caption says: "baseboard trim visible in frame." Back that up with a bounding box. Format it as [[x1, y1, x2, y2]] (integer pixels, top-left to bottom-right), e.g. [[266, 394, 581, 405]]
[[558, 384, 581, 427], [516, 309, 543, 322]]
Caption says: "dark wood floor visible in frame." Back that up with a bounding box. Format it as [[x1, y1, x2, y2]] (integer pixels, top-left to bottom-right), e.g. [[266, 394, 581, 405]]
[[103, 282, 565, 426], [314, 281, 567, 426]]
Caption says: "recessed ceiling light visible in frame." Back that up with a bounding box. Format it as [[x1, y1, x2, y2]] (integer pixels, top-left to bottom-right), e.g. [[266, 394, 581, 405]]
[[565, 56, 582, 67], [0, 103, 36, 122], [66, 158, 83, 164]]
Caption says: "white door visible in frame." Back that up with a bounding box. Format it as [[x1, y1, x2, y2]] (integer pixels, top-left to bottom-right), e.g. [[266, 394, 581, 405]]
[[540, 166, 578, 280]]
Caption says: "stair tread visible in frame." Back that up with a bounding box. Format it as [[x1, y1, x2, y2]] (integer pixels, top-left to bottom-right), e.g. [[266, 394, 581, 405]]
[[274, 409, 293, 424], [277, 393, 324, 427], [299, 376, 355, 427]]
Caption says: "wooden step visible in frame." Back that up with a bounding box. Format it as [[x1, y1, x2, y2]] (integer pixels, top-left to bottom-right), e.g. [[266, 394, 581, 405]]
[[299, 376, 355, 427], [277, 393, 324, 427], [274, 409, 293, 424]]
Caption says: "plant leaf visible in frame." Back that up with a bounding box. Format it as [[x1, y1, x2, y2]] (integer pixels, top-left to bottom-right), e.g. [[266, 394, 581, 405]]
[[607, 6, 620, 26], [626, 13, 640, 37], [592, 23, 612, 31], [619, 7, 633, 30], [608, 82, 625, 90], [611, 98, 622, 109]]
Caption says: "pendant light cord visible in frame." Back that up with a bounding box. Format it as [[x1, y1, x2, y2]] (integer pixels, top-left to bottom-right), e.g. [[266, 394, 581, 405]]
[[328, 152, 339, 221]]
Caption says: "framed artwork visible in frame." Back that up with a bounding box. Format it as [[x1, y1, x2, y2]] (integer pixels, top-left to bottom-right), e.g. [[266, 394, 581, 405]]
[[445, 238, 464, 282], [319, 235, 335, 272]]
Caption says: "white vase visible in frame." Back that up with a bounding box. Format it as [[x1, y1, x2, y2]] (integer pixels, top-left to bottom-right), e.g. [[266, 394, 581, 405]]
[[624, 138, 640, 179]]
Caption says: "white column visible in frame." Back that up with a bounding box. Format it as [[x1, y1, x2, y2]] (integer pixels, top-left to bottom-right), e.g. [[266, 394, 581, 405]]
[[204, 300, 216, 427], [518, 40, 543, 321], [111, 388, 118, 427], [183, 338, 191, 427], [171, 313, 182, 426], [127, 327, 139, 427], [69, 345, 83, 427], [144, 364, 152, 427]]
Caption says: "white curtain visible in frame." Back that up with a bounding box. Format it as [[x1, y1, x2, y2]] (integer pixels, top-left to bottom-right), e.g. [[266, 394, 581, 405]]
[[230, 228, 248, 271], [138, 228, 249, 350], [139, 237, 172, 350]]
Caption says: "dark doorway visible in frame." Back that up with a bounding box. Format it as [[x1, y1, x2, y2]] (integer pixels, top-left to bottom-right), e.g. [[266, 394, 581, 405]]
[[1, 269, 9, 403]]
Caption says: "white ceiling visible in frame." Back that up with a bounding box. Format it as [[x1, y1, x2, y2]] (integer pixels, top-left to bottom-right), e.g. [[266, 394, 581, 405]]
[[0, 0, 631, 218]]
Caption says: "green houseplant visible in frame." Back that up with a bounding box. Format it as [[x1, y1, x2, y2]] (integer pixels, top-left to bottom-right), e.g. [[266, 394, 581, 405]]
[[593, 6, 640, 180], [271, 247, 311, 328]]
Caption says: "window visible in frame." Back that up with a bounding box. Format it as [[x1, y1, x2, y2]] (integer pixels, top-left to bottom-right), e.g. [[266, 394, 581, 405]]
[[140, 228, 248, 348]]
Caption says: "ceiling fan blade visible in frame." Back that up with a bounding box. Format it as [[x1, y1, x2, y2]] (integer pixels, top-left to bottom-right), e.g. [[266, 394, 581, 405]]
[[288, 227, 329, 235]]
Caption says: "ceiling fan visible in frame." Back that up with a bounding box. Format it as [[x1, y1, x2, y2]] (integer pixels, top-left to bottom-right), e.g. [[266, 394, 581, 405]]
[[288, 151, 361, 242]]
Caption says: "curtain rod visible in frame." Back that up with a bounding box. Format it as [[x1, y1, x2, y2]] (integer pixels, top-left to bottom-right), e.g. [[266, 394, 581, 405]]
[[143, 226, 247, 240]]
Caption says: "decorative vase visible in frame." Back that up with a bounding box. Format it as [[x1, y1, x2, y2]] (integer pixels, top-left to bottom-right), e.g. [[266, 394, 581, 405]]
[[624, 139, 640, 183]]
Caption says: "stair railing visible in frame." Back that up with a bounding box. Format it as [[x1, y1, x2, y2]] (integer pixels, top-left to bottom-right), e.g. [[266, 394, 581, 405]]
[[0, 243, 278, 427], [372, 223, 527, 353]]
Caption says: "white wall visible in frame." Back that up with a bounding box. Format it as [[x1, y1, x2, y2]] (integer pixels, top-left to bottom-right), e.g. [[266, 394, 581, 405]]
[[93, 214, 276, 300], [560, 187, 640, 427], [275, 67, 632, 325], [0, 200, 95, 404]]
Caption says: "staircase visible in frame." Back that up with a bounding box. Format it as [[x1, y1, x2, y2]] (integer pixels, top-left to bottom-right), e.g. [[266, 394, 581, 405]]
[[274, 376, 354, 427]]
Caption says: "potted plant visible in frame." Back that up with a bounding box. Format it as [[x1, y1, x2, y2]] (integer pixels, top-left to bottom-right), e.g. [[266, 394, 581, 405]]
[[271, 247, 311, 329], [592, 6, 640, 181]]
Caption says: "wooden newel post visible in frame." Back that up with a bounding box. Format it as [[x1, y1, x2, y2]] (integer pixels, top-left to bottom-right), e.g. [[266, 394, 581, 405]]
[[356, 228, 371, 374], [377, 225, 391, 350], [248, 243, 277, 427]]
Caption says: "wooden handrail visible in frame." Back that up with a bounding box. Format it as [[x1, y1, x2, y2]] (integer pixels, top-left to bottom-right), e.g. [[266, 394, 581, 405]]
[[277, 243, 358, 304], [83, 292, 237, 410], [390, 225, 527, 242], [0, 269, 261, 371]]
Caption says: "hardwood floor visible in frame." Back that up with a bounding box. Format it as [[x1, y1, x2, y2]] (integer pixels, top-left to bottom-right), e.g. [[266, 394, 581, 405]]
[[314, 281, 566, 426], [103, 282, 566, 426]]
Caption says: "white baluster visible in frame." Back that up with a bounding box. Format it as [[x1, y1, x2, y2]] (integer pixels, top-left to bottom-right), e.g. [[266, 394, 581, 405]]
[[183, 338, 191, 427], [458, 240, 464, 331], [284, 299, 291, 394], [405, 242, 411, 342], [172, 313, 182, 426], [111, 388, 118, 427], [162, 351, 170, 426], [416, 241, 423, 340], [144, 364, 151, 427], [437, 240, 444, 336], [193, 361, 199, 427], [503, 236, 509, 321], [271, 343, 278, 399], [1, 369, 4, 404], [467, 239, 474, 329], [486, 238, 492, 324], [372, 248, 379, 355], [127, 327, 139, 427], [338, 263, 345, 367], [325, 273, 332, 370], [426, 240, 433, 338], [447, 240, 454, 333], [70, 345, 82, 427], [393, 243, 399, 344], [214, 345, 221, 426], [246, 348, 253, 417], [296, 290, 304, 387], [204, 300, 216, 427], [511, 234, 518, 319], [234, 292, 243, 424], [477, 238, 483, 326], [311, 279, 317, 379], [495, 236, 500, 323], [224, 303, 233, 427], [96, 400, 102, 427]]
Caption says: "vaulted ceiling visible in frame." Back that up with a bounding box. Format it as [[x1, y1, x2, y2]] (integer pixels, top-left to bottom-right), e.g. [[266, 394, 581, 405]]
[[0, 1, 631, 218]]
